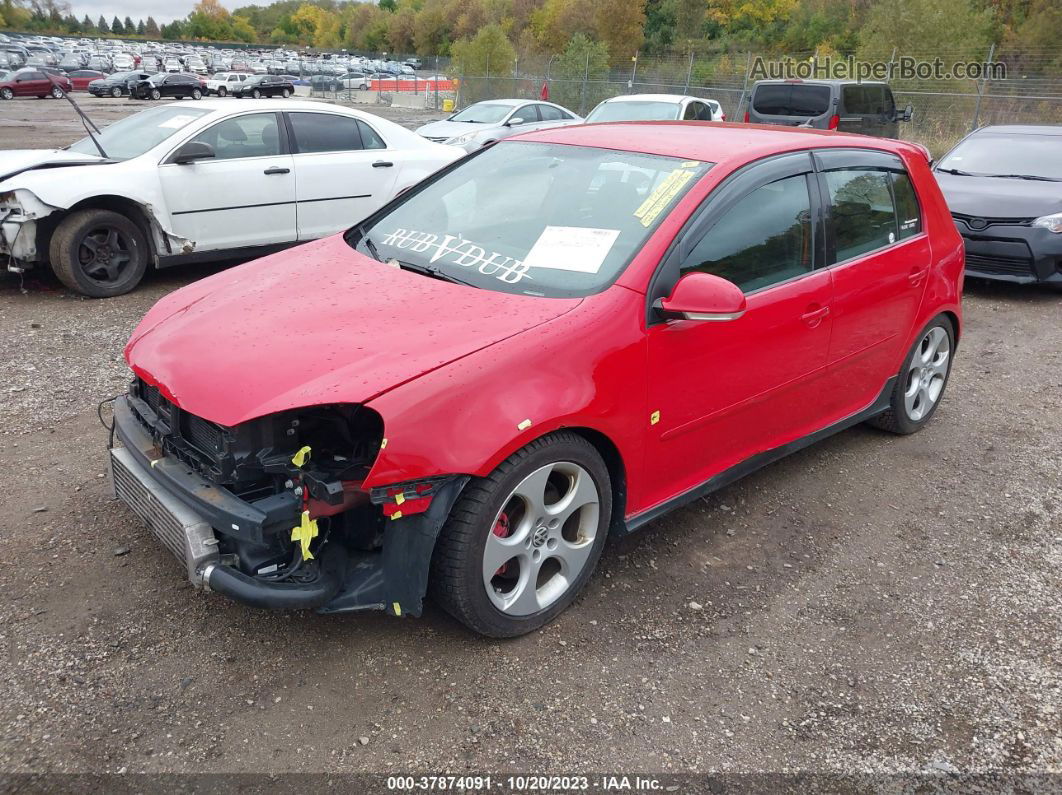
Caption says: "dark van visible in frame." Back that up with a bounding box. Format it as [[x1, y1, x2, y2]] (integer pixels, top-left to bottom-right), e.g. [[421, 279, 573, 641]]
[[746, 79, 912, 138]]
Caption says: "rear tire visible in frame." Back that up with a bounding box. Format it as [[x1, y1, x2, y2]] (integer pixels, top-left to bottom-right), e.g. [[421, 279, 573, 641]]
[[191, 88, 202, 100], [867, 315, 955, 435], [281, 88, 290, 98], [110, 86, 122, 98], [50, 86, 63, 98], [252, 88, 261, 99], [217, 86, 227, 97], [430, 432, 611, 637], [49, 209, 149, 298]]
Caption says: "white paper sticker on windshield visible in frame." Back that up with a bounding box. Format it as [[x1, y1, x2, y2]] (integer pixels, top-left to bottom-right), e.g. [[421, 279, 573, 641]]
[[522, 226, 620, 274], [158, 115, 197, 129]]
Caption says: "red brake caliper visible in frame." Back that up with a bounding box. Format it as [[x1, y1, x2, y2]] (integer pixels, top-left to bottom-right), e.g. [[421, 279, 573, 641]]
[[492, 512, 511, 577]]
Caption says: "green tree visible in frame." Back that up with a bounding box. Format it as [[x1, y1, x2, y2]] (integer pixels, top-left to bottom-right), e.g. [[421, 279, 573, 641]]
[[97, 15, 108, 33], [857, 0, 992, 60], [123, 16, 135, 34], [145, 16, 160, 37], [111, 16, 122, 35], [450, 23, 516, 102], [137, 18, 146, 35], [82, 14, 94, 31], [551, 33, 610, 112]]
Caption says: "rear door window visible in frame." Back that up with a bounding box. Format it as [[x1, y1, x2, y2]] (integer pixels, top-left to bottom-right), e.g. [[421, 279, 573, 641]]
[[842, 85, 870, 114], [536, 104, 564, 121], [823, 169, 897, 260], [289, 112, 362, 154], [753, 84, 831, 117]]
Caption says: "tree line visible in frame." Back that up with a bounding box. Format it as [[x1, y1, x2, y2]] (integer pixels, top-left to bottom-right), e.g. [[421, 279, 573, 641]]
[[2, 0, 1058, 70]]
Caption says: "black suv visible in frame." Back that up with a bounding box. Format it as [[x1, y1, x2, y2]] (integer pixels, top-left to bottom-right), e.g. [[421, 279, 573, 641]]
[[747, 79, 912, 138]]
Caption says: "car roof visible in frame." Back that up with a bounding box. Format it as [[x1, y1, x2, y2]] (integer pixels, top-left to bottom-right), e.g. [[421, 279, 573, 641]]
[[602, 93, 695, 103], [973, 124, 1062, 136], [513, 121, 922, 166], [470, 98, 525, 107]]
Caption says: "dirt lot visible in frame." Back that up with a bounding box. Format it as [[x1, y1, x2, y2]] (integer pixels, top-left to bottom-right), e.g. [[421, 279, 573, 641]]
[[0, 96, 1059, 780]]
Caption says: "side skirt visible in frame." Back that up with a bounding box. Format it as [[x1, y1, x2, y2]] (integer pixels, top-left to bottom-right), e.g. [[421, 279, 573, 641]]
[[156, 241, 296, 269], [622, 376, 897, 535]]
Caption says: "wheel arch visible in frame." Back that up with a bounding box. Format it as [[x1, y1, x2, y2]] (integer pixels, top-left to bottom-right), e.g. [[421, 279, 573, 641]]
[[39, 195, 166, 266], [564, 426, 628, 536]]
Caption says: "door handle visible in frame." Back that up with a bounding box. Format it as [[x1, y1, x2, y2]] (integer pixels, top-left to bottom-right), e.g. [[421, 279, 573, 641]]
[[372, 160, 394, 168], [909, 267, 929, 286], [801, 305, 830, 327], [263, 166, 290, 175]]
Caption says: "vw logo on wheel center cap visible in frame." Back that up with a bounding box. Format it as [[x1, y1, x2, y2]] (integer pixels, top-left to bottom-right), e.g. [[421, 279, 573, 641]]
[[532, 526, 549, 548]]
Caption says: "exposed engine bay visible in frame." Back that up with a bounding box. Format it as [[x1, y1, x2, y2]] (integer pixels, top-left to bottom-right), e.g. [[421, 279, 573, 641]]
[[109, 377, 466, 616]]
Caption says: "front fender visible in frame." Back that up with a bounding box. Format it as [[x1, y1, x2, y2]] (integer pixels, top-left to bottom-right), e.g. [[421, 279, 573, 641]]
[[362, 290, 649, 511]]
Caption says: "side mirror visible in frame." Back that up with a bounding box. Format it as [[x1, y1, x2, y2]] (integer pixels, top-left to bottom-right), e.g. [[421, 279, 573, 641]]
[[173, 141, 215, 165], [657, 272, 746, 322], [901, 103, 914, 122], [506, 116, 526, 127]]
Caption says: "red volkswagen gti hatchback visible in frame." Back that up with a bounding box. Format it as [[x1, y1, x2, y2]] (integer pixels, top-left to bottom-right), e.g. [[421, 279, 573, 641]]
[[110, 122, 963, 636]]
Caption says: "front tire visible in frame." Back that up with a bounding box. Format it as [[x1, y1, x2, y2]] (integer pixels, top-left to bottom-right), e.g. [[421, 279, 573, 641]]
[[868, 315, 955, 434], [150, 88, 161, 100], [0, 88, 12, 100], [49, 209, 149, 298], [430, 432, 611, 637]]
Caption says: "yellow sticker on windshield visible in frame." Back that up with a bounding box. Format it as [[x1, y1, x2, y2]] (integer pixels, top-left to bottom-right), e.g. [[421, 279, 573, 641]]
[[634, 168, 696, 228]]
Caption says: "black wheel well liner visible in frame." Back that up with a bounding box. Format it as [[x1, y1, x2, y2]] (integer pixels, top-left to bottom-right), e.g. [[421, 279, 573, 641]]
[[564, 426, 628, 536]]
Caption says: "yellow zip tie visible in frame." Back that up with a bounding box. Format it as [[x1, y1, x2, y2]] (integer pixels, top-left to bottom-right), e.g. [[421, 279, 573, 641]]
[[391, 510, 403, 521], [650, 410, 661, 425], [394, 492, 406, 506], [392, 602, 402, 616], [517, 418, 532, 431], [291, 445, 311, 467], [290, 510, 319, 560]]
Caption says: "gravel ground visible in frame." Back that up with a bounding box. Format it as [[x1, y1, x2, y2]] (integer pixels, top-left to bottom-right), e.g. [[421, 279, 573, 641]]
[[0, 97, 1059, 781]]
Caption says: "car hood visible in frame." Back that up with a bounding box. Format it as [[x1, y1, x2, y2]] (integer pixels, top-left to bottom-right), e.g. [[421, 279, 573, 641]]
[[415, 119, 496, 139], [125, 235, 582, 427], [0, 149, 106, 184], [935, 172, 1062, 218]]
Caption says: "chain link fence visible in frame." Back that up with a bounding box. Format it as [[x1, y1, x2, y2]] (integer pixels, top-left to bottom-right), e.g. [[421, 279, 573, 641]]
[[454, 47, 1062, 155]]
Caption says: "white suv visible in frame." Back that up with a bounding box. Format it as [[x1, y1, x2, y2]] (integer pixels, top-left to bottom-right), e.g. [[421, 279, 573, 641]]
[[205, 72, 248, 96]]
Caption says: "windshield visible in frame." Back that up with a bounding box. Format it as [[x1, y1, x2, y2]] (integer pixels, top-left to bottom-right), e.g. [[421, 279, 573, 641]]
[[449, 103, 513, 124], [586, 101, 681, 122], [351, 142, 712, 298], [752, 84, 832, 117], [245, 75, 264, 84], [938, 133, 1062, 180], [68, 106, 210, 160]]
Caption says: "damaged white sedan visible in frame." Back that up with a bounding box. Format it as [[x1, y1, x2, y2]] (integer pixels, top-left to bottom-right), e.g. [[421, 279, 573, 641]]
[[0, 99, 462, 296]]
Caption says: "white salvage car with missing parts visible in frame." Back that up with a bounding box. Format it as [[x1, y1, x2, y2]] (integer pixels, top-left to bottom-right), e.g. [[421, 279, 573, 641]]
[[0, 99, 462, 297]]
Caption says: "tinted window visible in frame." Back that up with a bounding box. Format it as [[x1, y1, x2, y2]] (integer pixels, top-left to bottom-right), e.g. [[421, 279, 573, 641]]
[[892, 172, 921, 239], [752, 84, 831, 117], [844, 84, 890, 115], [513, 105, 539, 122], [21, 71, 44, 81], [537, 104, 564, 121], [842, 85, 871, 114], [682, 102, 702, 120], [289, 112, 362, 153], [683, 174, 813, 293], [189, 113, 281, 160], [824, 169, 896, 261], [356, 120, 386, 150]]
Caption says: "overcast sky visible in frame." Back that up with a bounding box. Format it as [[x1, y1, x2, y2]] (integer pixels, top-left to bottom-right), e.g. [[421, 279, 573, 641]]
[[69, 1, 215, 25]]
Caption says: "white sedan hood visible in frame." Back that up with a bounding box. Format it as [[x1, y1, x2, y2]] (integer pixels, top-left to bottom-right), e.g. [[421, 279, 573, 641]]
[[0, 149, 106, 186]]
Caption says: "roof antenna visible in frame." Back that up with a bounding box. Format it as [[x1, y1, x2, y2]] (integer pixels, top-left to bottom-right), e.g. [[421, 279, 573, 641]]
[[45, 73, 108, 160]]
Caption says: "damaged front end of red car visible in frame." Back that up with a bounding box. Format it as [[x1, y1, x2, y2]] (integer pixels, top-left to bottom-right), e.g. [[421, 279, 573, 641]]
[[109, 376, 467, 618]]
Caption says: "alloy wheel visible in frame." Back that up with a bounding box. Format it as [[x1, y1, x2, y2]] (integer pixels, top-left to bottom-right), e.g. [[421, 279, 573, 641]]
[[483, 461, 600, 616], [111, 86, 122, 98], [50, 86, 63, 98], [904, 326, 950, 421], [77, 225, 133, 285], [0, 88, 12, 100]]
